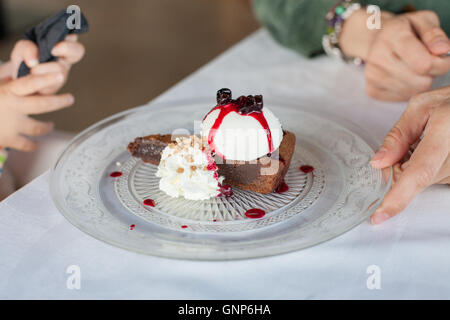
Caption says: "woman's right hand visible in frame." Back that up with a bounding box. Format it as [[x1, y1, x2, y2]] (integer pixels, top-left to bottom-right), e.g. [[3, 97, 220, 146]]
[[340, 10, 450, 102], [0, 72, 74, 152]]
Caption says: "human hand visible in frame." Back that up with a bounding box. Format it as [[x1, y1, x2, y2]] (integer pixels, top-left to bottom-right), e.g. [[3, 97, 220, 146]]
[[370, 86, 450, 224], [0, 73, 74, 152], [340, 10, 450, 101], [10, 34, 85, 95]]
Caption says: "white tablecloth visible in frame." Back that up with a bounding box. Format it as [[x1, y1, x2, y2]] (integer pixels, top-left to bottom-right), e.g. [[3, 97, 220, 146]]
[[1, 30, 449, 300]]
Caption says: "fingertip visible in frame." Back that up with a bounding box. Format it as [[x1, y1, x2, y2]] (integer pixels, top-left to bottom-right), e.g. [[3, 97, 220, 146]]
[[51, 44, 63, 57], [370, 161, 384, 169], [429, 39, 450, 56], [26, 58, 39, 68], [66, 93, 75, 105], [370, 148, 388, 168], [370, 210, 391, 225], [65, 34, 78, 42], [50, 47, 59, 57], [370, 212, 390, 225], [54, 72, 65, 83]]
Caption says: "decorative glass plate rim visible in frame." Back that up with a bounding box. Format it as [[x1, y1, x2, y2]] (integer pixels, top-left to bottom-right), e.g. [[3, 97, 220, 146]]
[[50, 98, 392, 260]]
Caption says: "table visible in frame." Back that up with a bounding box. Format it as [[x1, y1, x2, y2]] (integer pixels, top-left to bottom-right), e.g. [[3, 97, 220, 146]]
[[1, 30, 449, 299]]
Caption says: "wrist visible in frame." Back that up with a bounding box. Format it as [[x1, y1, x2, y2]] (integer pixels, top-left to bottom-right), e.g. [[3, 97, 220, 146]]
[[339, 9, 394, 60]]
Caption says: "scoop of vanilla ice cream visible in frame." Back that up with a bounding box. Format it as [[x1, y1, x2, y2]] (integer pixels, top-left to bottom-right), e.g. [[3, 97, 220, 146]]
[[156, 136, 224, 201], [201, 107, 283, 161]]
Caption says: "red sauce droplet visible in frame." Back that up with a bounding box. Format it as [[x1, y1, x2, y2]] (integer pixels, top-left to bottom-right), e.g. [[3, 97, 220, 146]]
[[213, 219, 217, 222], [245, 208, 266, 219], [181, 225, 188, 229], [109, 171, 123, 178], [206, 103, 274, 159], [207, 162, 217, 172], [129, 224, 135, 230], [217, 184, 233, 198], [143, 199, 155, 207], [300, 165, 314, 174], [275, 181, 289, 193]]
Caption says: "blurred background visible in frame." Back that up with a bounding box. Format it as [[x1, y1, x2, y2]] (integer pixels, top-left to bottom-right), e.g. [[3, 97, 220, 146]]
[[0, 0, 259, 132]]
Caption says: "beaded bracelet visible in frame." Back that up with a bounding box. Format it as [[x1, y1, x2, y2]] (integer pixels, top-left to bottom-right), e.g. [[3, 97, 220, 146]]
[[322, 0, 363, 65]]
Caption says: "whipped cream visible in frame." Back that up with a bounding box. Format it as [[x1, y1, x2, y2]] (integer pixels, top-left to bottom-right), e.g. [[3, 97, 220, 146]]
[[156, 136, 224, 201]]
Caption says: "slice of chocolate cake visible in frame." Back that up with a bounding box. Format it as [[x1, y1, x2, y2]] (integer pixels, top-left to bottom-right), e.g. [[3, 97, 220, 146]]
[[216, 131, 295, 194], [127, 134, 173, 165], [127, 131, 295, 194]]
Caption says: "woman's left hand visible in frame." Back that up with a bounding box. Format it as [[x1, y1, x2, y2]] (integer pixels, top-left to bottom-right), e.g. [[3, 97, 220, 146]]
[[9, 34, 85, 95], [370, 86, 450, 224]]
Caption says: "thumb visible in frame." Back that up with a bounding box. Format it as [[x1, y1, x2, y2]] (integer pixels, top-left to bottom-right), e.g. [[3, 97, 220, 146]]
[[10, 40, 39, 78], [406, 11, 450, 56], [370, 103, 429, 169], [371, 119, 447, 224]]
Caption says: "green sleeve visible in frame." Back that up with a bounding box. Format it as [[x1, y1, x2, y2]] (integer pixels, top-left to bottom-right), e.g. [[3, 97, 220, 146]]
[[252, 0, 450, 57]]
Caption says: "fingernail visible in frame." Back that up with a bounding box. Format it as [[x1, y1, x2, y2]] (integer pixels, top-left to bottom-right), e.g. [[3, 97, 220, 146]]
[[67, 94, 75, 104], [51, 47, 60, 56], [431, 39, 450, 53], [371, 210, 390, 225], [54, 73, 64, 82], [370, 149, 387, 166], [27, 59, 39, 68]]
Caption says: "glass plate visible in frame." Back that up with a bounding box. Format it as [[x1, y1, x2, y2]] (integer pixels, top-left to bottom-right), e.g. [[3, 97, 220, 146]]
[[50, 99, 392, 260]]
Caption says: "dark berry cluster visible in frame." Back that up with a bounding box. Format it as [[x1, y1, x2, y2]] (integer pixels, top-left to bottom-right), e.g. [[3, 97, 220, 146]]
[[217, 88, 232, 106], [236, 95, 263, 114], [216, 88, 264, 114]]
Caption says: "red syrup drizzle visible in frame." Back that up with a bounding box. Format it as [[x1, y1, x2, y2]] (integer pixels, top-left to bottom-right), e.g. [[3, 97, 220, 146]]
[[245, 208, 266, 219], [109, 171, 123, 178], [204, 150, 221, 182], [181, 225, 188, 229], [129, 224, 135, 231], [143, 199, 155, 207], [217, 184, 233, 198], [205, 103, 274, 160], [300, 165, 314, 174], [275, 181, 289, 193]]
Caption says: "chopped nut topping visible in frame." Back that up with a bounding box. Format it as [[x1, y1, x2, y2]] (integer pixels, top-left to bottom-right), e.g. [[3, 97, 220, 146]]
[[177, 167, 184, 174], [191, 165, 197, 171]]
